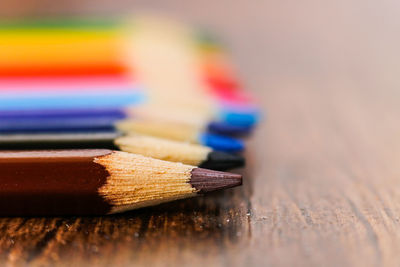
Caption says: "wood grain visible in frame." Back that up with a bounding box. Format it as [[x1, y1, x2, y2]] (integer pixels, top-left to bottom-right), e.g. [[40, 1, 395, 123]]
[[1, 0, 400, 266]]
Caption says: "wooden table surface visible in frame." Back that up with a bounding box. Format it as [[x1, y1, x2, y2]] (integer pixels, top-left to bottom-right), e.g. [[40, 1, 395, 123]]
[[2, 0, 400, 266]]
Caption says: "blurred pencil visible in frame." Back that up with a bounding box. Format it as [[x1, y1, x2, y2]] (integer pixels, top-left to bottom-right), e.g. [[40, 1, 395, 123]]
[[116, 119, 245, 152], [0, 92, 144, 111], [0, 21, 128, 77], [0, 117, 245, 153], [0, 76, 144, 111], [129, 17, 260, 128], [0, 106, 254, 136], [129, 105, 256, 135], [0, 133, 245, 170], [0, 17, 259, 128]]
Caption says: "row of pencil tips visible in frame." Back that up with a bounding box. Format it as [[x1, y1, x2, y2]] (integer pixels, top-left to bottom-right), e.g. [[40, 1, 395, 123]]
[[0, 15, 260, 215]]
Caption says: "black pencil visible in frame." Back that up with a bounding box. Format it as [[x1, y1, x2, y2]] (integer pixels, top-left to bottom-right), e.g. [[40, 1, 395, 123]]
[[0, 133, 245, 170], [0, 149, 242, 216]]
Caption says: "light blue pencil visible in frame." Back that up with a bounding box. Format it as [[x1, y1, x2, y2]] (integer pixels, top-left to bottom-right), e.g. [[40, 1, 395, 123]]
[[0, 91, 146, 111]]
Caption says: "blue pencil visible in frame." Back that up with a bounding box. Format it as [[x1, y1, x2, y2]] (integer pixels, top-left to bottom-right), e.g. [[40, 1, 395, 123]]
[[0, 116, 118, 133], [0, 110, 245, 152], [0, 92, 145, 111], [0, 107, 254, 136]]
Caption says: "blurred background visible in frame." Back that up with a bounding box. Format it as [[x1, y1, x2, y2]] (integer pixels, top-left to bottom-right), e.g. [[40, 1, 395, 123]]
[[2, 0, 400, 96], [2, 1, 400, 266]]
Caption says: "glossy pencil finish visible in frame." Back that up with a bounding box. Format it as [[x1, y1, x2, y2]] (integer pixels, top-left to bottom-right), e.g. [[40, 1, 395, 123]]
[[0, 92, 145, 111], [0, 25, 128, 77], [0, 76, 135, 91], [0, 111, 254, 136], [0, 132, 120, 150], [0, 149, 242, 216], [0, 108, 126, 119], [0, 117, 118, 133]]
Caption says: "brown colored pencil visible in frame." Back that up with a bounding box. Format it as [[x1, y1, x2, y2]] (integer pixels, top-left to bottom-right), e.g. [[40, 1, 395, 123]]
[[0, 149, 242, 216]]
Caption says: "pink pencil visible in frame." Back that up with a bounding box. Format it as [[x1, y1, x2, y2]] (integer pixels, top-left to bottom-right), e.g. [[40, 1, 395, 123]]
[[0, 75, 136, 92]]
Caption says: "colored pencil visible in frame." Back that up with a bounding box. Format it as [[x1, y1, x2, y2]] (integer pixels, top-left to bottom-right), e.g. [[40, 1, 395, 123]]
[[0, 116, 245, 153], [0, 15, 257, 170], [0, 149, 242, 215], [130, 105, 257, 134], [0, 116, 117, 133], [0, 93, 144, 111], [194, 30, 262, 126], [114, 134, 245, 169], [0, 106, 253, 137], [0, 74, 256, 131], [0, 18, 259, 130], [129, 17, 259, 129], [116, 119, 245, 152], [0, 103, 248, 152], [0, 24, 129, 77], [0, 76, 135, 91], [0, 133, 245, 170], [0, 75, 144, 111]]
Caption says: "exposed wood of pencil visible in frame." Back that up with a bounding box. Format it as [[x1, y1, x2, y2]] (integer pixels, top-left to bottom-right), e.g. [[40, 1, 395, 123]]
[[116, 119, 200, 143], [0, 133, 244, 169], [0, 149, 242, 215], [126, 105, 212, 128], [116, 134, 245, 169], [128, 17, 217, 115], [115, 134, 209, 165]]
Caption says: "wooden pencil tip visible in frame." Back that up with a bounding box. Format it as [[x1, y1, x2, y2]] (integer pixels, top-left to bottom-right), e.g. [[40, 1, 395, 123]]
[[190, 168, 242, 193]]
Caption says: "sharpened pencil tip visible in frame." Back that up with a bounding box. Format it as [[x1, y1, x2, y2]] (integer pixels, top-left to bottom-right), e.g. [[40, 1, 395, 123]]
[[190, 168, 242, 193], [199, 151, 245, 170]]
